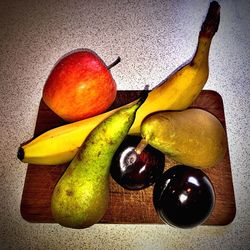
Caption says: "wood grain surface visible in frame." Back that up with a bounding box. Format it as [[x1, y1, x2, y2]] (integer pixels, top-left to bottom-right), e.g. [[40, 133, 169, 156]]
[[20, 90, 236, 225]]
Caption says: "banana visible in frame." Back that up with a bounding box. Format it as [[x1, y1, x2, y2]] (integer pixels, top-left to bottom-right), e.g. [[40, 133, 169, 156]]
[[18, 2, 220, 165]]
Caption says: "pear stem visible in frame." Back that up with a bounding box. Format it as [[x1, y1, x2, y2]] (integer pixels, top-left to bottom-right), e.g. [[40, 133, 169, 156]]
[[107, 56, 121, 70], [134, 138, 148, 155]]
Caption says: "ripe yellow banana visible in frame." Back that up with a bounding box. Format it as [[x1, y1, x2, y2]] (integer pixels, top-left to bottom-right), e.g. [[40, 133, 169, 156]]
[[18, 2, 220, 165]]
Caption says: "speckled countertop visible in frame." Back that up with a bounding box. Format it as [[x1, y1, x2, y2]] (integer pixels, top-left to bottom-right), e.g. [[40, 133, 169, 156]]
[[0, 0, 249, 249]]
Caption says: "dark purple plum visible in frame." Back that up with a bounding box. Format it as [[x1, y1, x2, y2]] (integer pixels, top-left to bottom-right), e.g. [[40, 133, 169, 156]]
[[110, 135, 165, 190], [153, 165, 215, 228]]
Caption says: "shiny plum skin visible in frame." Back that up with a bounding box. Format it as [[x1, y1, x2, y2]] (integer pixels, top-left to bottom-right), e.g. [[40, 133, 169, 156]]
[[153, 165, 215, 228], [110, 135, 165, 190]]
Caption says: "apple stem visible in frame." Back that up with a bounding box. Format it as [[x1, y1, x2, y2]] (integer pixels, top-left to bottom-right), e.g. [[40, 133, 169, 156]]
[[107, 56, 121, 70], [134, 139, 148, 155]]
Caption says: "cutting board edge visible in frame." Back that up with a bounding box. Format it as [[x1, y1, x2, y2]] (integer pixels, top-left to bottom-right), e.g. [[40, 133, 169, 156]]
[[20, 89, 236, 226]]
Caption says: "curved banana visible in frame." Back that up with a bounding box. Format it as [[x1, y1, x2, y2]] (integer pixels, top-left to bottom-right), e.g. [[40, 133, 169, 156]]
[[18, 2, 220, 165]]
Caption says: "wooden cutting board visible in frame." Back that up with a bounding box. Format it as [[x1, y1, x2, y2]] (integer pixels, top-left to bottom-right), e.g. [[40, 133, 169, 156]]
[[20, 90, 236, 225]]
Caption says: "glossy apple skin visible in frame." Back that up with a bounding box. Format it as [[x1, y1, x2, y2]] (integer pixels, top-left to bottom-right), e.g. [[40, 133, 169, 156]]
[[43, 49, 117, 122], [153, 165, 215, 228]]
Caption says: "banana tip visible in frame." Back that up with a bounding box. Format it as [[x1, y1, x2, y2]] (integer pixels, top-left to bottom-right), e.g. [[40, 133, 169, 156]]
[[138, 85, 149, 105], [17, 147, 24, 161]]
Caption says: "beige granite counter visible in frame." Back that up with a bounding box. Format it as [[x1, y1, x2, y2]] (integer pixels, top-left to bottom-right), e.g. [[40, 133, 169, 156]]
[[0, 0, 249, 249]]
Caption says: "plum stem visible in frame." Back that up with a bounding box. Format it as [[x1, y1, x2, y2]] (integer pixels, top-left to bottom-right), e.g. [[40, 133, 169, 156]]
[[134, 139, 148, 155], [107, 56, 121, 70]]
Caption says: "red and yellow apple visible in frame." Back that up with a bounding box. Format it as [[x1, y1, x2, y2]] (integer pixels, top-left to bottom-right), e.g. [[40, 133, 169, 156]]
[[42, 49, 119, 122]]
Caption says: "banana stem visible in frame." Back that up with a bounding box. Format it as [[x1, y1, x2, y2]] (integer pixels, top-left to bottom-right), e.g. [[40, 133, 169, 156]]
[[191, 2, 219, 66], [137, 85, 149, 106], [134, 138, 148, 155], [107, 56, 121, 70], [200, 1, 220, 38]]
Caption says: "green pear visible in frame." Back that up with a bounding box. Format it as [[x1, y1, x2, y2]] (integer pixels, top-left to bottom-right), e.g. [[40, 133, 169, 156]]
[[141, 108, 227, 168], [51, 93, 147, 229]]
